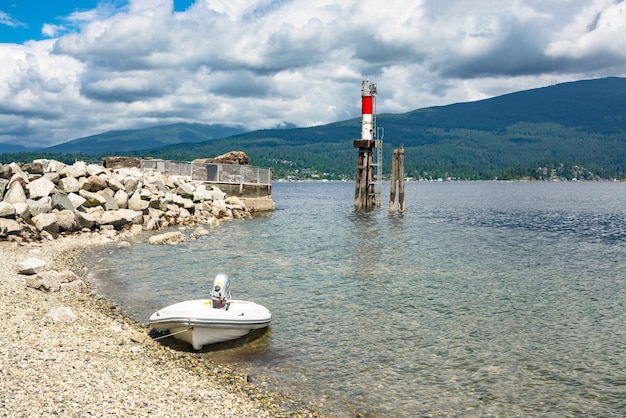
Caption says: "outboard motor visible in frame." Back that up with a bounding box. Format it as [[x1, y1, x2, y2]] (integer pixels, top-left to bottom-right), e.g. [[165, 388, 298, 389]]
[[211, 273, 231, 309]]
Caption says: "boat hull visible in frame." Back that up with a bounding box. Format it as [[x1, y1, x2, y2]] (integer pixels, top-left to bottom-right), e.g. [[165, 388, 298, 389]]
[[149, 299, 271, 350]]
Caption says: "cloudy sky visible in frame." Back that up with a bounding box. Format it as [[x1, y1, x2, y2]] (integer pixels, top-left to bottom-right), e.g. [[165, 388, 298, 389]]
[[1, 0, 625, 149]]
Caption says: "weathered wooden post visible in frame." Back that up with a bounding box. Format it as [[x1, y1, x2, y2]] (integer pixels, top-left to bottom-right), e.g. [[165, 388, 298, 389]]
[[390, 149, 398, 212], [398, 146, 405, 213], [390, 146, 405, 213]]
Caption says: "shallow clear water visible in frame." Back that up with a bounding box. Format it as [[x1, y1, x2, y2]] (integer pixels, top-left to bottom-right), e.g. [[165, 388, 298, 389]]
[[89, 181, 626, 417]]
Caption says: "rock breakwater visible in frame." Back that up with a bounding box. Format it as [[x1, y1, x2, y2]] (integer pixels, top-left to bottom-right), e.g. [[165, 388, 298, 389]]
[[0, 159, 250, 242]]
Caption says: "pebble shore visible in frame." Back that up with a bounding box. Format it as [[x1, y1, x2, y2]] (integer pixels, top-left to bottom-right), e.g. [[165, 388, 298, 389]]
[[0, 232, 321, 417]]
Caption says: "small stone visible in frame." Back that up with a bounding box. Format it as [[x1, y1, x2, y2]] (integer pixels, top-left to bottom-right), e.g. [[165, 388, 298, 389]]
[[18, 257, 46, 275]]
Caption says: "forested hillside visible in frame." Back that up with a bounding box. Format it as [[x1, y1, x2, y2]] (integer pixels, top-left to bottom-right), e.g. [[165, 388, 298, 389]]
[[2, 77, 626, 180]]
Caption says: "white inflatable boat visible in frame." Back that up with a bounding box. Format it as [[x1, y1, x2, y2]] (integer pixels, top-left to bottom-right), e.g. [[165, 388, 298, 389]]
[[149, 274, 272, 350]]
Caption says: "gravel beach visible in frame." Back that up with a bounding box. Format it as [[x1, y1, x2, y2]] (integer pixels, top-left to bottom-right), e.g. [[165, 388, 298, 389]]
[[0, 232, 320, 417]]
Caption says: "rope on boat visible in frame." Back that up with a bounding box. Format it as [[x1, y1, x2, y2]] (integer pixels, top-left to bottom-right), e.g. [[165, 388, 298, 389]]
[[152, 327, 192, 341]]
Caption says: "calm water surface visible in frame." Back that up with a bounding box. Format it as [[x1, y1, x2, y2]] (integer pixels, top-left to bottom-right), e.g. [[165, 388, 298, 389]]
[[89, 181, 626, 417]]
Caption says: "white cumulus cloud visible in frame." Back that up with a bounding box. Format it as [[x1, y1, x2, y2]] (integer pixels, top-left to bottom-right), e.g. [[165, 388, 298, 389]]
[[1, 0, 626, 148]]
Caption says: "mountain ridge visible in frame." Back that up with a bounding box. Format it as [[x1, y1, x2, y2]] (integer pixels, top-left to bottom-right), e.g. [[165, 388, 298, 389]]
[[2, 77, 626, 180]]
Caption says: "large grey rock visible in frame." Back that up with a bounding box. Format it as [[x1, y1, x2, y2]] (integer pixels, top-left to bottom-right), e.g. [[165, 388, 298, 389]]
[[209, 186, 226, 201], [128, 191, 149, 211], [101, 189, 119, 211], [101, 210, 128, 227], [3, 182, 27, 204], [0, 178, 8, 200], [79, 189, 106, 207], [33, 213, 59, 233], [55, 210, 78, 231], [26, 177, 56, 199], [43, 171, 60, 184], [193, 184, 215, 202], [106, 177, 124, 192], [225, 196, 245, 210], [58, 177, 80, 193], [35, 159, 66, 174], [0, 218, 21, 237], [176, 182, 195, 198], [75, 211, 96, 229], [86, 164, 106, 176], [27, 197, 52, 217], [21, 161, 44, 175], [147, 231, 185, 245], [124, 178, 138, 195], [117, 209, 143, 224], [12, 202, 30, 218], [86, 175, 107, 191], [18, 257, 46, 275], [51, 192, 74, 211], [67, 192, 86, 209], [8, 163, 29, 184], [0, 201, 16, 218], [63, 161, 88, 178], [114, 189, 129, 209]]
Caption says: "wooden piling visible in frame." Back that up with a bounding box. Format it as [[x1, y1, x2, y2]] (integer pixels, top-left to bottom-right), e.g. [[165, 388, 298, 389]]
[[354, 140, 378, 208], [389, 146, 405, 213], [398, 147, 405, 213], [390, 149, 398, 213]]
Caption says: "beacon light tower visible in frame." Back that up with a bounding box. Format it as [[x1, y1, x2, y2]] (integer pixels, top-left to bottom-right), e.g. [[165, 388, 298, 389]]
[[354, 80, 382, 208]]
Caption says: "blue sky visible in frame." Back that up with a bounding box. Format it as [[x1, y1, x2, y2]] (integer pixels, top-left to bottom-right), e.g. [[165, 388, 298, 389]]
[[0, 1, 194, 43], [1, 0, 626, 148]]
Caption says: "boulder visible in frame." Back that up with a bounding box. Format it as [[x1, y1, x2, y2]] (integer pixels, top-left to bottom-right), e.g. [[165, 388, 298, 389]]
[[124, 178, 138, 195], [18, 257, 46, 275], [55, 210, 78, 232], [147, 231, 185, 245], [0, 218, 21, 237], [114, 189, 129, 209], [100, 189, 119, 211], [43, 171, 60, 184], [0, 201, 16, 218], [176, 182, 195, 198], [128, 191, 149, 211], [8, 162, 29, 184], [75, 211, 96, 229], [63, 161, 88, 178], [117, 209, 143, 224], [193, 184, 215, 202], [0, 164, 10, 179], [79, 189, 107, 207], [58, 177, 80, 193], [27, 197, 53, 216], [106, 177, 125, 192], [0, 178, 8, 200], [51, 192, 74, 211], [35, 159, 66, 174], [21, 162, 44, 175], [27, 197, 52, 216], [209, 186, 226, 201], [67, 192, 86, 209], [12, 202, 30, 218], [26, 177, 56, 199], [225, 196, 245, 210], [46, 307, 76, 322], [101, 209, 141, 227], [27, 270, 87, 294], [86, 164, 106, 176], [33, 213, 59, 233], [86, 175, 108, 191], [3, 182, 27, 204]]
